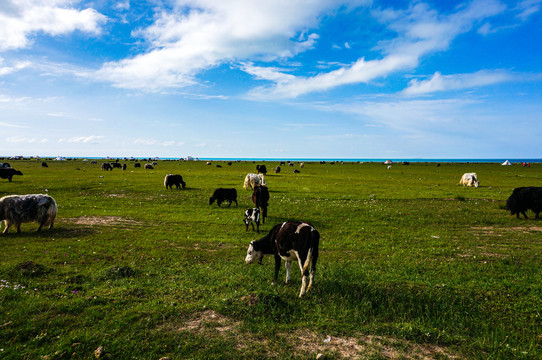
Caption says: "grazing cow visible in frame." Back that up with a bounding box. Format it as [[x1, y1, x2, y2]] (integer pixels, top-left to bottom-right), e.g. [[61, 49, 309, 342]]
[[206, 161, 212, 165], [275, 166, 281, 174], [252, 186, 269, 224], [0, 168, 23, 182], [293, 169, 300, 173], [42, 162, 48, 167], [280, 161, 285, 166], [209, 188, 238, 207], [134, 163, 141, 168], [0, 194, 57, 234], [122, 164, 127, 170], [216, 164, 222, 168], [111, 163, 122, 169], [243, 173, 265, 190], [90, 161, 98, 165], [245, 221, 320, 298], [256, 164, 267, 174], [164, 174, 186, 189], [244, 208, 260, 233], [505, 187, 542, 219], [300, 162, 304, 168], [459, 173, 479, 187], [144, 163, 154, 169], [101, 163, 113, 171], [227, 162, 233, 166]]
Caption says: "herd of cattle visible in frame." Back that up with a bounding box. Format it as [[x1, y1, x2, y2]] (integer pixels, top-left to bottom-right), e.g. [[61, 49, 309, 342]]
[[1, 162, 541, 297]]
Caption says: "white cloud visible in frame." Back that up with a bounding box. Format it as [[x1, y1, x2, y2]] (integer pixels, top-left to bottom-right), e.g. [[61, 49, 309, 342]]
[[516, 0, 542, 21], [0, 58, 30, 76], [0, 121, 27, 128], [0, 0, 107, 51], [248, 0, 506, 99], [6, 135, 47, 143], [96, 0, 368, 91], [134, 139, 157, 146], [62, 135, 104, 143], [402, 70, 519, 96]]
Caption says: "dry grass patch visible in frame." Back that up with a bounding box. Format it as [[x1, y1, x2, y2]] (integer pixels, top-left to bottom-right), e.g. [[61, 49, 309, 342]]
[[161, 309, 460, 359], [286, 330, 461, 359], [62, 216, 142, 226]]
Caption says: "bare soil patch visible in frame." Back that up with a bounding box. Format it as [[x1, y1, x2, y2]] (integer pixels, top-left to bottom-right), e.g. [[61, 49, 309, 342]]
[[162, 309, 460, 359], [62, 216, 142, 226]]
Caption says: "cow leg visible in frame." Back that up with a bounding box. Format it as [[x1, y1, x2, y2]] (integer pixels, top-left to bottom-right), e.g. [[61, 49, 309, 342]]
[[284, 261, 291, 283], [227, 200, 232, 208], [307, 247, 318, 293], [535, 212, 540, 219], [2, 220, 10, 234], [16, 222, 22, 233], [251, 222, 255, 232], [522, 211, 528, 219], [256, 221, 259, 234], [273, 255, 281, 284]]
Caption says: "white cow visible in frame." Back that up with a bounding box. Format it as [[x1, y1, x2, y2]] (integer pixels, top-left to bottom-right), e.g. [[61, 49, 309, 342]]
[[459, 173, 480, 187], [243, 173, 265, 190]]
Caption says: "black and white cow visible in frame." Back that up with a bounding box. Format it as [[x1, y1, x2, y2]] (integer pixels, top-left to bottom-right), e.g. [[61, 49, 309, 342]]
[[209, 188, 238, 207], [244, 208, 260, 233], [245, 221, 319, 297], [252, 185, 269, 224]]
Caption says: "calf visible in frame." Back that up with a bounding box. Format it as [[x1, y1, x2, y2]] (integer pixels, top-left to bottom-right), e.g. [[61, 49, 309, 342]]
[[0, 168, 23, 182], [244, 208, 260, 233], [252, 186, 269, 224], [0, 194, 57, 234], [164, 174, 186, 189], [209, 188, 238, 207], [506, 187, 542, 219], [245, 221, 319, 297], [144, 163, 154, 169]]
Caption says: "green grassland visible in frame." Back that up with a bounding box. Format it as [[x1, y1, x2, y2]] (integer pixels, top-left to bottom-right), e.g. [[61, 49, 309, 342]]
[[0, 159, 540, 359]]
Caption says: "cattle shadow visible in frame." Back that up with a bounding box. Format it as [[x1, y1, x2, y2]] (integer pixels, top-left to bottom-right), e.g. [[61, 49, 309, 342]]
[[0, 226, 98, 239]]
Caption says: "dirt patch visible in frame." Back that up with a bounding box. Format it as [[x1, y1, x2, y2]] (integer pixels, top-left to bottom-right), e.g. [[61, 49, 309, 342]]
[[285, 330, 460, 360], [161, 309, 460, 359], [62, 216, 141, 226]]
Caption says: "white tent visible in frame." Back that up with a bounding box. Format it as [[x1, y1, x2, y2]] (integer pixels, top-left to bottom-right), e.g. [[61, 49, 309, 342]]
[[502, 160, 512, 165]]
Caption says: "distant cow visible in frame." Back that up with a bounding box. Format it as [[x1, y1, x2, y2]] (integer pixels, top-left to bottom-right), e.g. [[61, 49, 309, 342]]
[[0, 194, 57, 234], [144, 163, 154, 170], [164, 174, 186, 189], [134, 163, 141, 168], [122, 164, 127, 170], [256, 164, 267, 174], [41, 162, 48, 167], [505, 187, 542, 219], [0, 168, 23, 182], [244, 208, 260, 233], [101, 163, 113, 171], [275, 166, 281, 174], [209, 188, 238, 207], [245, 221, 320, 297], [293, 169, 300, 173], [243, 173, 265, 190], [252, 186, 269, 224], [459, 173, 479, 187], [111, 163, 122, 169]]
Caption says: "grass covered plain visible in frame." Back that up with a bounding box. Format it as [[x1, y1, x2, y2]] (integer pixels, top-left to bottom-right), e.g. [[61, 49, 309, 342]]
[[0, 159, 540, 359]]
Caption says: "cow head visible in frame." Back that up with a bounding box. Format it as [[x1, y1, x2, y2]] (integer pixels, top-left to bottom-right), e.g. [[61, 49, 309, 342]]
[[245, 240, 263, 264], [209, 196, 215, 205]]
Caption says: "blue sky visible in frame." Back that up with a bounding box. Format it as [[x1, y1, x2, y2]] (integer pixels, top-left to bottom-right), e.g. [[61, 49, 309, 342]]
[[1, 0, 541, 159]]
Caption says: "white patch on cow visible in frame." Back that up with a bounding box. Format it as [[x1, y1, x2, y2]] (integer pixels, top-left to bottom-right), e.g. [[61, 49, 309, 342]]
[[295, 222, 312, 234], [279, 249, 298, 262], [244, 243, 263, 264]]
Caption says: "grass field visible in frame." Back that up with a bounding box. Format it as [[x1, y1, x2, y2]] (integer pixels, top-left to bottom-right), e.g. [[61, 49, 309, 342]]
[[0, 159, 540, 359]]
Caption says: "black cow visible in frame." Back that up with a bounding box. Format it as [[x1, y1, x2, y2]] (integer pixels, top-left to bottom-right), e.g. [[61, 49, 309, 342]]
[[164, 174, 186, 189], [252, 186, 269, 224], [209, 188, 238, 207], [111, 162, 122, 169], [101, 163, 113, 171], [134, 163, 141, 168], [0, 168, 23, 182], [256, 164, 267, 174], [244, 208, 260, 233], [274, 166, 281, 174], [0, 163, 11, 168], [41, 162, 48, 167], [506, 187, 542, 219], [293, 169, 300, 173], [122, 164, 127, 170], [245, 221, 319, 297]]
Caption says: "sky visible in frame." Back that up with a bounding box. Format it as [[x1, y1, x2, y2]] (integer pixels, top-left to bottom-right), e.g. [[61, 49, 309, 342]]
[[0, 0, 541, 159]]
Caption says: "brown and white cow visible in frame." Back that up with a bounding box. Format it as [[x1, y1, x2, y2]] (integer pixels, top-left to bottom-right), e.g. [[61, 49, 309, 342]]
[[245, 221, 319, 297]]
